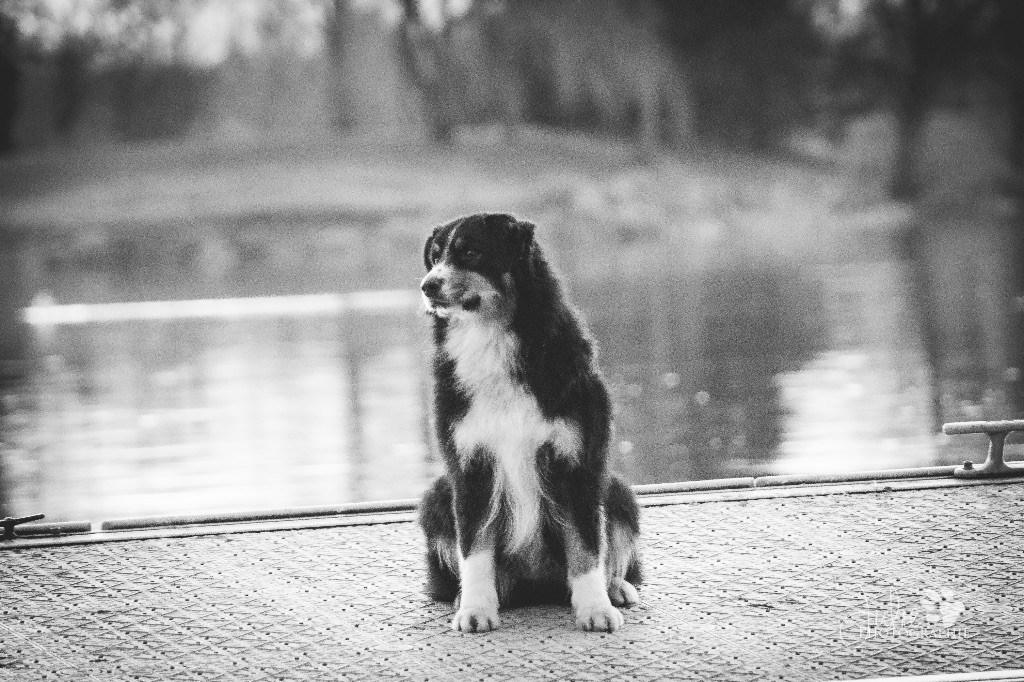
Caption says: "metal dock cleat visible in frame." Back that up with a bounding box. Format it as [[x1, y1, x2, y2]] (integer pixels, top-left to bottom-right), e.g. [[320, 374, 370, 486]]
[[942, 419, 1024, 479], [0, 513, 45, 541]]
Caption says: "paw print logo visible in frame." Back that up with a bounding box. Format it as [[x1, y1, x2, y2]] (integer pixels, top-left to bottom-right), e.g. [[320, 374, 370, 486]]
[[920, 588, 965, 627]]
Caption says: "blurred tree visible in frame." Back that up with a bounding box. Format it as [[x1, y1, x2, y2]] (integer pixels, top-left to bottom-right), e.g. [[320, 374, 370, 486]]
[[396, 0, 692, 152], [657, 0, 822, 151], [398, 0, 457, 144], [325, 0, 355, 130], [54, 33, 90, 138], [0, 12, 19, 153], [476, 0, 528, 138], [510, 0, 692, 154], [815, 0, 996, 431], [852, 0, 990, 199]]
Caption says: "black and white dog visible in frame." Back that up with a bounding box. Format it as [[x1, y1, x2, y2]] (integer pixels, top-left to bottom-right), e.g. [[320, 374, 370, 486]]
[[417, 213, 642, 633]]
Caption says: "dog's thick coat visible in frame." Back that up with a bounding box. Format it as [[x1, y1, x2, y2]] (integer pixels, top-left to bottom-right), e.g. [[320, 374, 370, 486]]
[[417, 213, 642, 633]]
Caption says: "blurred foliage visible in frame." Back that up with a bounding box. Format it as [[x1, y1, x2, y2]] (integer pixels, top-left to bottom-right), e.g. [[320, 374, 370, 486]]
[[392, 0, 826, 151], [0, 0, 1022, 160], [0, 0, 829, 151], [4, 0, 324, 64]]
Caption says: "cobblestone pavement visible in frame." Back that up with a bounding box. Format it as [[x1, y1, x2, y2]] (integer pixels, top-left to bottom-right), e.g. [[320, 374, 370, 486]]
[[2, 481, 1023, 681]]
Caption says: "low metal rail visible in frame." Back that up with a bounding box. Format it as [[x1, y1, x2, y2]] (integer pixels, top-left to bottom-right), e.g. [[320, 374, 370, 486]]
[[2, 454, 1022, 546]]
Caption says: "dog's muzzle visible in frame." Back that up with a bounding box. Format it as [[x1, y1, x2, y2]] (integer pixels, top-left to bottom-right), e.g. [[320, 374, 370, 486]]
[[420, 270, 483, 316], [420, 272, 456, 317], [421, 275, 443, 300], [420, 273, 447, 312]]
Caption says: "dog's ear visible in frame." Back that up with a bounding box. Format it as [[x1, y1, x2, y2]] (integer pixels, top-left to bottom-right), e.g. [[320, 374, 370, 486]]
[[423, 226, 441, 271], [511, 219, 536, 263]]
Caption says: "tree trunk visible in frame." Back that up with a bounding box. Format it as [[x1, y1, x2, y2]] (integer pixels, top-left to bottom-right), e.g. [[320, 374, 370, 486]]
[[398, 15, 455, 146], [637, 68, 660, 161], [0, 233, 29, 382], [890, 93, 926, 200], [0, 14, 20, 153], [635, 0, 661, 160], [431, 20, 456, 146], [55, 37, 88, 139], [326, 0, 355, 129]]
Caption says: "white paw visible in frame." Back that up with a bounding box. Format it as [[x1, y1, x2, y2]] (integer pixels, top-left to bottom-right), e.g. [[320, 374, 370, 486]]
[[608, 578, 639, 607], [575, 601, 624, 632], [451, 604, 500, 633]]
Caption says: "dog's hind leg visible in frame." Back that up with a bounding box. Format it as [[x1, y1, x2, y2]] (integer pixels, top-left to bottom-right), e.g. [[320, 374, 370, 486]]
[[418, 476, 460, 603], [604, 474, 642, 607], [551, 465, 625, 632]]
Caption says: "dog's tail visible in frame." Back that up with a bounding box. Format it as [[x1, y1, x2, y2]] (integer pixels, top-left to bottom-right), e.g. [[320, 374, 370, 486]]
[[605, 474, 643, 586]]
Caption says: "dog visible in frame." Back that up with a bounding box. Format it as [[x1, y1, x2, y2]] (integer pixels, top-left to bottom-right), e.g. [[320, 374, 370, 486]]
[[417, 212, 642, 633]]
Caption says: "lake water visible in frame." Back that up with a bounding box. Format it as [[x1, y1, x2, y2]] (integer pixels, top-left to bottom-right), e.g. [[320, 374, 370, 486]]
[[0, 222, 996, 522]]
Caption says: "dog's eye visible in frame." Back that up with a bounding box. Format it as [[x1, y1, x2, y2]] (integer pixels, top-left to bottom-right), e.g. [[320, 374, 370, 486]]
[[463, 248, 480, 262], [430, 243, 442, 263]]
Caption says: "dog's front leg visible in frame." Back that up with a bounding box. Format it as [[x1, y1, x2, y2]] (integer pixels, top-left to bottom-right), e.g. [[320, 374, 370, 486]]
[[562, 482, 624, 632], [451, 458, 500, 633], [453, 531, 499, 633]]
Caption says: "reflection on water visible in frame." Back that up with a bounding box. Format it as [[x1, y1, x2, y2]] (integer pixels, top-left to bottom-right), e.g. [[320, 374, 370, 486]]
[[776, 261, 937, 473], [1, 292, 433, 520], [0, 226, 984, 522]]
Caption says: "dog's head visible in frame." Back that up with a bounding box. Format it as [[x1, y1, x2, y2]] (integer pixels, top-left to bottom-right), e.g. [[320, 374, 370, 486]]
[[420, 213, 535, 319]]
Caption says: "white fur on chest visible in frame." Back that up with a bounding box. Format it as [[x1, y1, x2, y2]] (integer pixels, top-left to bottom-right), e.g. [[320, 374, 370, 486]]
[[444, 317, 581, 552]]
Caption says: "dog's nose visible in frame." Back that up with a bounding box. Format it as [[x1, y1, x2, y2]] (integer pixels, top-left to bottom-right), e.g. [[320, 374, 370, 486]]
[[421, 277, 442, 298]]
